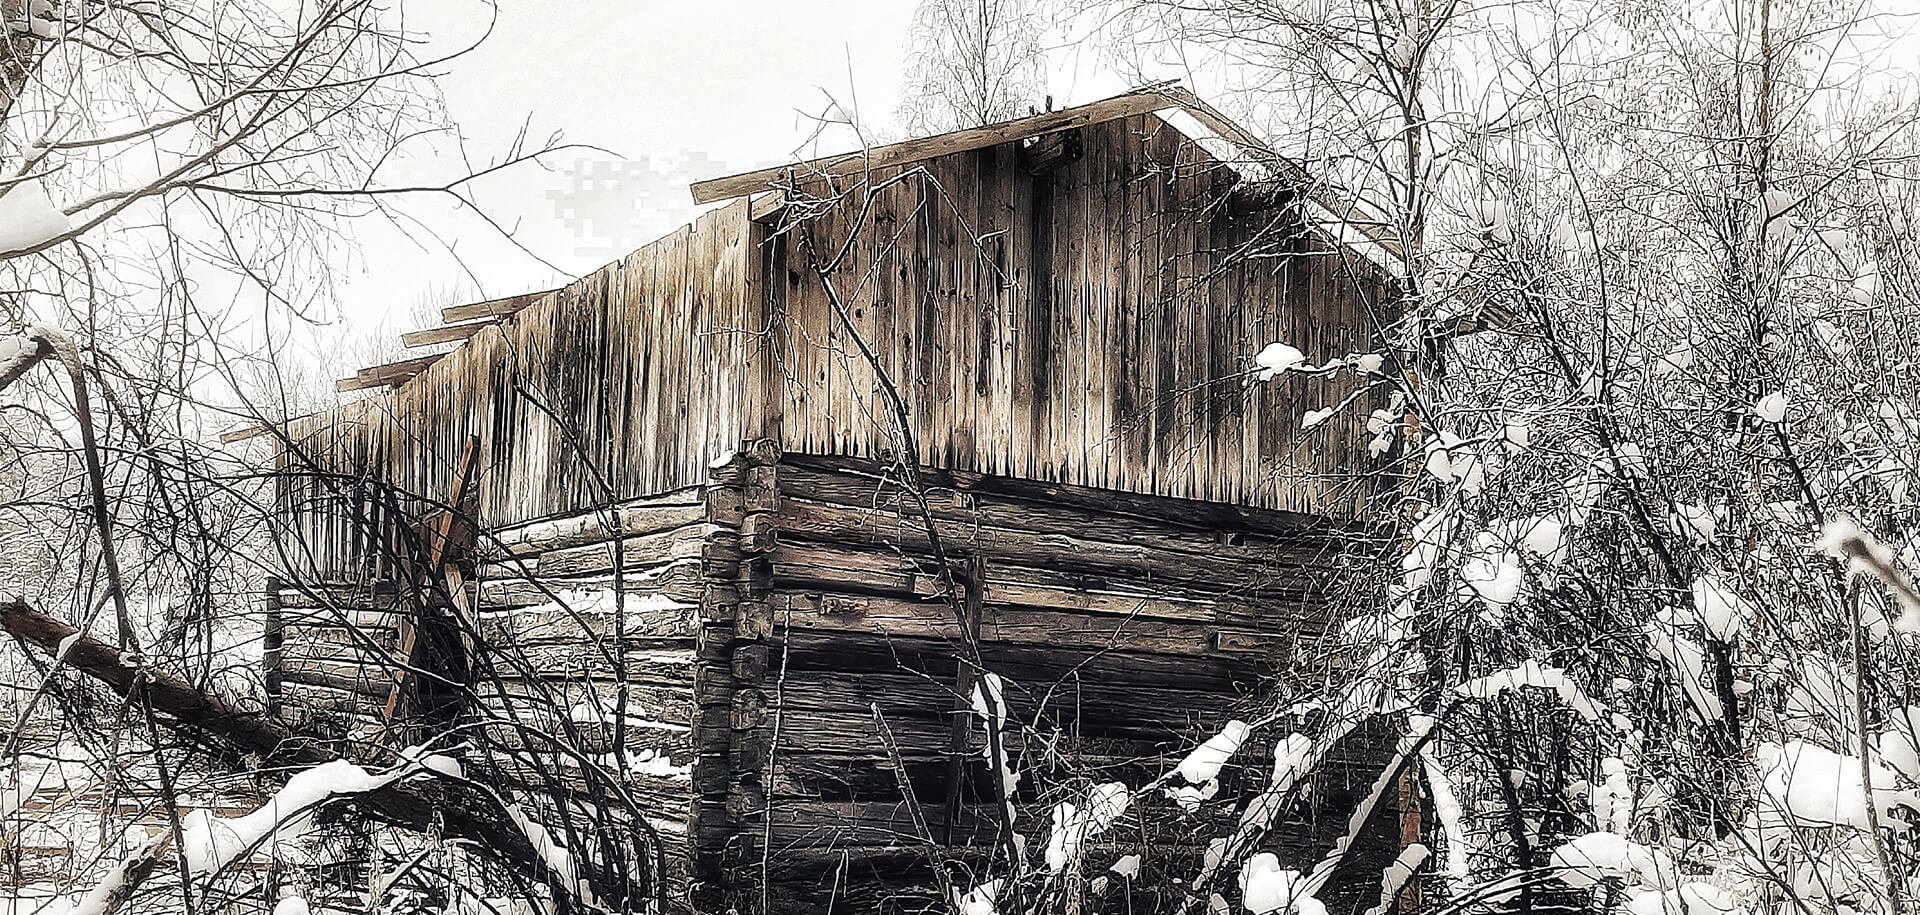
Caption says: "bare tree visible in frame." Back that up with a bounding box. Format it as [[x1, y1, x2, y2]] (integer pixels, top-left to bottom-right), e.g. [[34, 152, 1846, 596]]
[[0, 1, 589, 912], [898, 0, 1051, 133]]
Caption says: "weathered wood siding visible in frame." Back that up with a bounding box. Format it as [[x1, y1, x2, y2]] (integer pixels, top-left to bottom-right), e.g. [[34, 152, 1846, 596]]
[[772, 114, 1394, 520], [281, 197, 769, 580], [265, 111, 1403, 912], [281, 114, 1391, 583]]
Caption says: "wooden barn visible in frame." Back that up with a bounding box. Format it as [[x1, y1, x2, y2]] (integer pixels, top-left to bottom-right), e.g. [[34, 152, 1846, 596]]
[[262, 85, 1408, 913]]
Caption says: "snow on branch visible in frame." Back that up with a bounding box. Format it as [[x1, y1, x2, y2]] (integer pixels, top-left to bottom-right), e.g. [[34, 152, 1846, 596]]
[[0, 177, 73, 255], [1819, 518, 1920, 634]]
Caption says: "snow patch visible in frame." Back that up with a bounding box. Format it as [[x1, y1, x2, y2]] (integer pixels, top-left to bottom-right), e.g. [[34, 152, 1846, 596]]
[[1044, 782, 1130, 874], [952, 879, 1002, 915], [1178, 719, 1250, 785], [0, 178, 72, 255], [1361, 844, 1429, 915], [181, 760, 402, 874], [1456, 660, 1606, 723], [505, 804, 597, 907], [1239, 854, 1326, 915], [1757, 740, 1916, 829], [1548, 832, 1675, 890], [1254, 342, 1305, 380]]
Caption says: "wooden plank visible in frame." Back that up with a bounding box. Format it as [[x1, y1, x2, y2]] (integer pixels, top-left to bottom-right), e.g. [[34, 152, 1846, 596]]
[[336, 352, 446, 391], [384, 437, 480, 722], [689, 89, 1178, 204], [400, 321, 495, 348], [776, 495, 1335, 591], [439, 287, 562, 323], [768, 589, 1298, 658], [219, 423, 271, 443], [748, 190, 786, 223]]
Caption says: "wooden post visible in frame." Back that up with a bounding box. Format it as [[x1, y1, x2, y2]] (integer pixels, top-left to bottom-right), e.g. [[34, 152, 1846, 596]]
[[1398, 762, 1424, 914], [940, 554, 987, 845], [382, 436, 480, 726]]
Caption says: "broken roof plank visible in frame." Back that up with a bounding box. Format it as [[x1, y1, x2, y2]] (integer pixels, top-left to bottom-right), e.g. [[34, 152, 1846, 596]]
[[439, 288, 561, 324], [219, 424, 271, 444], [336, 352, 446, 392], [1155, 86, 1404, 261], [401, 321, 494, 349], [748, 190, 786, 224], [690, 88, 1176, 204]]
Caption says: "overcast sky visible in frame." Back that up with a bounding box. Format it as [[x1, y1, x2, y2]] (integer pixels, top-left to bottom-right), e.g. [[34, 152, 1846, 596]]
[[336, 2, 923, 333]]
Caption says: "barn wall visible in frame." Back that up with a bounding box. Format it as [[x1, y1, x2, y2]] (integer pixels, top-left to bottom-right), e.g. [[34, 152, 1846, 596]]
[[772, 114, 1396, 522], [279, 196, 770, 581], [707, 451, 1400, 913], [267, 470, 755, 902], [267, 444, 1401, 913]]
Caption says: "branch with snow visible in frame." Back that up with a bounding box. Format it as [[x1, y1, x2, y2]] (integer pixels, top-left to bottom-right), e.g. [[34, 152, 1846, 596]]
[[1819, 518, 1920, 634]]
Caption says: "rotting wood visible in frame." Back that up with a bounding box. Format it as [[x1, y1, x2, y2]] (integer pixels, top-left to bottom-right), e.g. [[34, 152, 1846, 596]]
[[439, 287, 563, 324], [264, 90, 1409, 910], [400, 321, 496, 349], [383, 436, 480, 724], [336, 352, 447, 392], [1020, 128, 1084, 175]]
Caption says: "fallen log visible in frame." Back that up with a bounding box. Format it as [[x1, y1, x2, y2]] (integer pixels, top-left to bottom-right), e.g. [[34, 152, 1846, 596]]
[[1, 599, 331, 765], [0, 598, 654, 911]]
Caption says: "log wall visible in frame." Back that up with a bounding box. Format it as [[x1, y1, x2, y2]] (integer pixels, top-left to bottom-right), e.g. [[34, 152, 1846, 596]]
[[267, 447, 1401, 913], [267, 470, 757, 903], [701, 451, 1399, 913]]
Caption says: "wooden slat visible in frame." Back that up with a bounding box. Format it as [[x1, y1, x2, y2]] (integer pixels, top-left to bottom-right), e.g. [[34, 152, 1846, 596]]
[[747, 191, 785, 223], [439, 288, 561, 323], [336, 352, 446, 391], [219, 424, 269, 443], [400, 321, 494, 348]]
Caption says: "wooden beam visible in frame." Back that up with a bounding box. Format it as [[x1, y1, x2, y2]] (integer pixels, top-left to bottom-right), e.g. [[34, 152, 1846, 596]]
[[1157, 85, 1404, 261], [748, 191, 786, 224], [400, 321, 493, 349], [690, 83, 1403, 273], [385, 437, 481, 724], [439, 287, 561, 324], [1019, 128, 1083, 175], [689, 88, 1177, 204], [336, 352, 446, 392]]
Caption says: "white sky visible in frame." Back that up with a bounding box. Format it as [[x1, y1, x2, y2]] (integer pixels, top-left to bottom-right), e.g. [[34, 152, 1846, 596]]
[[336, 1, 926, 331]]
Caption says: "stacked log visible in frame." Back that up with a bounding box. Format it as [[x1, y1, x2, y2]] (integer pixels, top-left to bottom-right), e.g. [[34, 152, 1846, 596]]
[[267, 445, 1402, 913], [723, 452, 1400, 912]]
